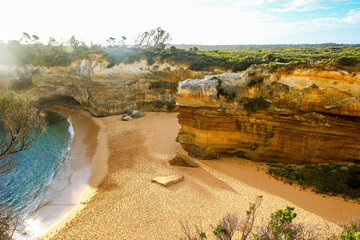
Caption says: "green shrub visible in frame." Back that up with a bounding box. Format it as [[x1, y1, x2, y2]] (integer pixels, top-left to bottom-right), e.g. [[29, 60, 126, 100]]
[[269, 206, 297, 239], [336, 228, 360, 240], [243, 97, 271, 112], [248, 76, 264, 87], [139, 100, 176, 112], [336, 56, 359, 66], [149, 81, 178, 90], [147, 57, 155, 65], [215, 79, 237, 102], [180, 196, 360, 240], [267, 164, 360, 199]]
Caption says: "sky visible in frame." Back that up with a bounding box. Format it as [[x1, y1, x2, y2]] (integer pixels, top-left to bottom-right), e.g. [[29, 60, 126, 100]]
[[0, 0, 359, 45]]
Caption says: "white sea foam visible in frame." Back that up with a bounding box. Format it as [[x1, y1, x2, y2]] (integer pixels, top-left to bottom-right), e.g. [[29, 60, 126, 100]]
[[67, 118, 75, 138], [14, 115, 75, 240]]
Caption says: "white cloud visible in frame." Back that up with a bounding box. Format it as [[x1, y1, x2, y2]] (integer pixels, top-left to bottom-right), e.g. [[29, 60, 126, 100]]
[[0, 0, 358, 44], [260, 13, 280, 20], [185, 0, 265, 7], [311, 17, 342, 27], [271, 0, 343, 12], [309, 8, 360, 27], [275, 8, 360, 33], [343, 8, 360, 23], [0, 0, 280, 45], [231, 0, 265, 7]]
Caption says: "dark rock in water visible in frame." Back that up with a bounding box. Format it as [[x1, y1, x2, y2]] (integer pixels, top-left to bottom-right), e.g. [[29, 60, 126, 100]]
[[169, 148, 199, 167], [121, 115, 132, 121], [127, 109, 145, 119]]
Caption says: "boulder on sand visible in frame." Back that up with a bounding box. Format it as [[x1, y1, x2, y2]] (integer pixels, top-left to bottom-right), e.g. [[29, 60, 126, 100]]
[[168, 148, 199, 167], [127, 109, 145, 119], [121, 115, 132, 121]]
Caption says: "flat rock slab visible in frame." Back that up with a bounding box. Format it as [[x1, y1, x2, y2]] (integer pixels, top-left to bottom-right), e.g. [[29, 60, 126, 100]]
[[152, 175, 184, 187]]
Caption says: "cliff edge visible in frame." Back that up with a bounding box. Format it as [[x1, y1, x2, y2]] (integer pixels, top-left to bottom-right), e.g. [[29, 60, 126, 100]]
[[176, 64, 360, 163], [0, 54, 210, 116]]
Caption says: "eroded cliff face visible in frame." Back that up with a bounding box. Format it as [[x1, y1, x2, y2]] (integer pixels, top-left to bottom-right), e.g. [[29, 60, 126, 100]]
[[176, 64, 360, 163], [0, 54, 208, 116]]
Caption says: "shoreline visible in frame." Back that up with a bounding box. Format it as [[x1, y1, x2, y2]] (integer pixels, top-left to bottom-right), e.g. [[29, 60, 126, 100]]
[[37, 106, 108, 239], [51, 112, 353, 239]]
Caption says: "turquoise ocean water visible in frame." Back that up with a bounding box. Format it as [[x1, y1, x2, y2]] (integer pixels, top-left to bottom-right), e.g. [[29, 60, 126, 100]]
[[0, 111, 73, 214]]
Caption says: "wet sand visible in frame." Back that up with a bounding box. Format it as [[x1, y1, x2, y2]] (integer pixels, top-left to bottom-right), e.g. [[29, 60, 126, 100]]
[[32, 107, 107, 239], [44, 112, 360, 240]]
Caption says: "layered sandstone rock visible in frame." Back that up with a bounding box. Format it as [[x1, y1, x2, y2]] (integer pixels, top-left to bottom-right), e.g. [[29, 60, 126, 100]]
[[0, 54, 208, 116], [176, 64, 360, 163], [168, 148, 199, 167]]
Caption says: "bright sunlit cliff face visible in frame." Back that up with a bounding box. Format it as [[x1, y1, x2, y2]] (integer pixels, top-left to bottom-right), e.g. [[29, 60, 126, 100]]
[[0, 0, 359, 45], [176, 66, 360, 162]]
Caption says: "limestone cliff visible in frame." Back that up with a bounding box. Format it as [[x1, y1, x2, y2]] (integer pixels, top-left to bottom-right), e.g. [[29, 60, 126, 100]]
[[0, 54, 208, 116], [176, 64, 360, 163]]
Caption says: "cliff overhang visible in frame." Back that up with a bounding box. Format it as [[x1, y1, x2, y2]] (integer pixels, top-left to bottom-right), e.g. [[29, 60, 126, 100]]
[[0, 55, 214, 116]]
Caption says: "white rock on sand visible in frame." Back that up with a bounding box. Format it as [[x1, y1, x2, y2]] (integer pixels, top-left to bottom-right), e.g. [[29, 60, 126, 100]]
[[152, 175, 184, 187]]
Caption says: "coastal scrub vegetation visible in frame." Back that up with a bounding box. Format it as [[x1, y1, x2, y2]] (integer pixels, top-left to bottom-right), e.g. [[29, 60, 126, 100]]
[[149, 81, 178, 90], [139, 100, 177, 112], [180, 196, 360, 240], [0, 91, 45, 239], [214, 78, 237, 102], [198, 45, 360, 71], [266, 163, 360, 200], [242, 97, 271, 113], [1, 30, 359, 72]]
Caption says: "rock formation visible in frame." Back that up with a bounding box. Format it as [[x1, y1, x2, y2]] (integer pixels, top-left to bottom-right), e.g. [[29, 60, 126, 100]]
[[168, 148, 199, 167], [0, 54, 208, 116], [176, 64, 360, 163]]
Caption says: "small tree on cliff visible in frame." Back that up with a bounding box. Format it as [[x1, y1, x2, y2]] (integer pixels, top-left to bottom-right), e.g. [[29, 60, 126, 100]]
[[47, 37, 58, 46], [120, 36, 127, 47], [106, 37, 117, 48], [67, 35, 85, 53], [152, 27, 170, 49], [19, 32, 31, 44], [0, 91, 45, 239], [134, 27, 171, 49], [19, 32, 40, 45]]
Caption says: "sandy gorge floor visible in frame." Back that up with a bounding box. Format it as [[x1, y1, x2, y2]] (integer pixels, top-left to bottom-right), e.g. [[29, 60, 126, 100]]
[[45, 112, 360, 240]]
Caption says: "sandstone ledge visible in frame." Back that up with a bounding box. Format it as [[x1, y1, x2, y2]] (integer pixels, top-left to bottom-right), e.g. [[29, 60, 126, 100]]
[[176, 67, 360, 163]]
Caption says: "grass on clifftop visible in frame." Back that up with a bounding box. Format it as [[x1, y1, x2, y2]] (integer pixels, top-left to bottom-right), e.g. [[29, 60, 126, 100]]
[[266, 163, 360, 200], [1, 40, 360, 71]]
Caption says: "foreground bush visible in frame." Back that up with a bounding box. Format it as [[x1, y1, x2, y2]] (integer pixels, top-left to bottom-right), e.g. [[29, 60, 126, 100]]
[[180, 196, 360, 240]]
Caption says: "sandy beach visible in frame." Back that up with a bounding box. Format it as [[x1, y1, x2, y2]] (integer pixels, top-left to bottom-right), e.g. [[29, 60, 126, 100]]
[[34, 111, 360, 240], [29, 107, 108, 239]]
